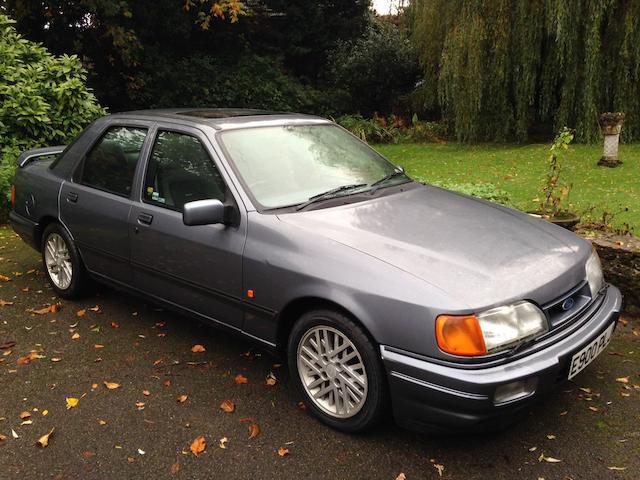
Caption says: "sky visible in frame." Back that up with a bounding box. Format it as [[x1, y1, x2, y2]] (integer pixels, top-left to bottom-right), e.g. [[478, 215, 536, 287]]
[[371, 0, 396, 15]]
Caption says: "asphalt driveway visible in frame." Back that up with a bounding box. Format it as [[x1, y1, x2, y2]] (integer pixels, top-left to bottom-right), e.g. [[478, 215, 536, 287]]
[[0, 227, 638, 479]]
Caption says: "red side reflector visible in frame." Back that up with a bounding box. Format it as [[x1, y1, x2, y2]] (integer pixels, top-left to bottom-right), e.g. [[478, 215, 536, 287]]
[[10, 185, 16, 207]]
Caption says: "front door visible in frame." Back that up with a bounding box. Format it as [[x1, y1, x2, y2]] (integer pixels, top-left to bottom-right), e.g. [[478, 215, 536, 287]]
[[60, 125, 149, 284], [129, 127, 246, 329]]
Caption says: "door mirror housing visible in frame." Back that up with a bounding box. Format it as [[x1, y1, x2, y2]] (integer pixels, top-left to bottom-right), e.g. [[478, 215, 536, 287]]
[[183, 199, 226, 226]]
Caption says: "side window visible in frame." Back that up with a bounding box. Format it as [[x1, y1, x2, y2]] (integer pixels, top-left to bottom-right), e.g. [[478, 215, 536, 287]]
[[80, 126, 147, 197], [143, 131, 227, 212]]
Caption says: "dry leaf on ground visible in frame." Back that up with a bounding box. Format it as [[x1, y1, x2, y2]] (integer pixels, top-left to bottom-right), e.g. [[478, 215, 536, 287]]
[[234, 374, 248, 384], [77, 309, 86, 317], [190, 436, 206, 456], [36, 428, 55, 448], [191, 344, 206, 353], [277, 447, 290, 457], [220, 400, 235, 413], [104, 381, 121, 390], [177, 395, 188, 403], [266, 372, 277, 386], [66, 397, 79, 409], [248, 423, 260, 439]]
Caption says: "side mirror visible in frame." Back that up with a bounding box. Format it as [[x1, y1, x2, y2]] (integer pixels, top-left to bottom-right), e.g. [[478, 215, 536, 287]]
[[183, 199, 226, 226]]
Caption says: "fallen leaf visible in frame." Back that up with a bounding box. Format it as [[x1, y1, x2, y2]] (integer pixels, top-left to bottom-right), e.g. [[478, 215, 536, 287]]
[[94, 344, 104, 349], [83, 451, 95, 459], [135, 402, 145, 410], [218, 437, 228, 449], [42, 410, 48, 416], [190, 436, 206, 456], [0, 434, 6, 441], [616, 377, 630, 384], [20, 411, 31, 420], [77, 309, 86, 317], [234, 374, 248, 385], [191, 344, 206, 353], [277, 447, 289, 457], [0, 340, 16, 350], [138, 448, 145, 455], [0, 300, 14, 306], [266, 372, 277, 386], [395, 474, 406, 480], [20, 420, 33, 426], [297, 401, 307, 411], [538, 453, 562, 463], [546, 434, 556, 440], [433, 464, 445, 477], [110, 322, 119, 328], [36, 428, 54, 448], [143, 390, 151, 396], [103, 381, 121, 390], [71, 332, 80, 340], [588, 406, 599, 412], [171, 462, 181, 474], [66, 397, 79, 409], [177, 395, 188, 403], [248, 423, 260, 439], [0, 274, 11, 282], [239, 417, 254, 423], [11, 429, 18, 439], [51, 358, 61, 362], [98, 419, 107, 426], [17, 351, 42, 365], [89, 305, 101, 312], [608, 466, 627, 471], [219, 399, 235, 413]]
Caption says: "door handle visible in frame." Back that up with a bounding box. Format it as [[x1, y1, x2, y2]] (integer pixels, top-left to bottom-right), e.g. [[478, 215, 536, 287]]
[[138, 212, 153, 225], [66, 192, 78, 203]]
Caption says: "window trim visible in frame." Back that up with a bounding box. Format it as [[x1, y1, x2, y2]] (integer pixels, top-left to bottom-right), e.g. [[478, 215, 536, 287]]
[[141, 127, 230, 213], [73, 124, 150, 199]]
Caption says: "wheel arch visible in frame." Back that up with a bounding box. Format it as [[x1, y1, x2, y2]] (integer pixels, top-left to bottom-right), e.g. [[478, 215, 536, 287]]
[[275, 296, 379, 356], [34, 215, 61, 251]]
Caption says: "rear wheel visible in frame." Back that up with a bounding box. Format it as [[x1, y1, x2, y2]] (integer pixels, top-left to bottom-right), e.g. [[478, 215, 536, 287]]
[[41, 223, 88, 299], [287, 309, 386, 432]]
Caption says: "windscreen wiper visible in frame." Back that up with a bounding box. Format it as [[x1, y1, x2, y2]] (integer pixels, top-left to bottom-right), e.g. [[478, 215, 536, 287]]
[[369, 168, 407, 193], [296, 183, 367, 211]]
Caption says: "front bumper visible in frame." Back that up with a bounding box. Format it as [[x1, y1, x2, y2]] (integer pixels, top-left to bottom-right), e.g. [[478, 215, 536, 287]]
[[381, 284, 622, 433]]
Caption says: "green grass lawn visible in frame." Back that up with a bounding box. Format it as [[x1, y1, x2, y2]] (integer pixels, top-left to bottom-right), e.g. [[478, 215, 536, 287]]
[[375, 142, 640, 233]]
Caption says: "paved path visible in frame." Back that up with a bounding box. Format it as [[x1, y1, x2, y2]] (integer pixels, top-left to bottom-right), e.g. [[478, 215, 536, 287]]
[[0, 228, 638, 479]]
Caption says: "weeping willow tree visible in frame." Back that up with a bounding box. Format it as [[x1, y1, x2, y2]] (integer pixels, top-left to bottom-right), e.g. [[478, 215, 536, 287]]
[[411, 0, 640, 142]]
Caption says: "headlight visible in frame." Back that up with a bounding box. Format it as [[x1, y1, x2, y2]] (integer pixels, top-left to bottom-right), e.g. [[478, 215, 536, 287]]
[[477, 301, 548, 353], [585, 249, 604, 298], [436, 301, 548, 356]]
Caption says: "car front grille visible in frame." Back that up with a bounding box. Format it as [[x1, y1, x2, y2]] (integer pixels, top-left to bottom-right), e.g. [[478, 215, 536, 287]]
[[542, 280, 593, 329]]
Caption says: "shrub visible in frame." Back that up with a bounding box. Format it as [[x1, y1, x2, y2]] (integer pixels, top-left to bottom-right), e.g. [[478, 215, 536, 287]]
[[128, 52, 340, 116], [335, 115, 398, 144], [0, 15, 105, 219], [327, 17, 421, 116], [403, 115, 450, 143]]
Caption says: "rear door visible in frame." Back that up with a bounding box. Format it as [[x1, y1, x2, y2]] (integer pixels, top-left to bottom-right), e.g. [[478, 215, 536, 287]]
[[60, 123, 150, 285], [129, 125, 247, 329]]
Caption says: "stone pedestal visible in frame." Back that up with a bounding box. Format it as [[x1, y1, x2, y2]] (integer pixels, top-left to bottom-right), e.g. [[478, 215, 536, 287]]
[[598, 112, 624, 167]]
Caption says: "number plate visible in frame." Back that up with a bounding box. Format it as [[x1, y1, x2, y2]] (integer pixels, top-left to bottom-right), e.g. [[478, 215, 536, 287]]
[[568, 323, 615, 380]]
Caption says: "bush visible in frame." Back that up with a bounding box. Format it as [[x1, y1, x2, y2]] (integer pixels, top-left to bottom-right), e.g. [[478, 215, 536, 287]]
[[402, 115, 450, 143], [0, 15, 105, 219], [335, 115, 398, 144], [327, 17, 421, 116], [128, 52, 340, 116]]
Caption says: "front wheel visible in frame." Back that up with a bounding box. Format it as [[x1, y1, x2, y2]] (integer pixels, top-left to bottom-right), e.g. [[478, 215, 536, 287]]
[[41, 223, 88, 299], [287, 309, 387, 432]]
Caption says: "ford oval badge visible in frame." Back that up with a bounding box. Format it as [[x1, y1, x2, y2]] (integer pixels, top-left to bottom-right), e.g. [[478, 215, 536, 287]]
[[561, 297, 575, 311]]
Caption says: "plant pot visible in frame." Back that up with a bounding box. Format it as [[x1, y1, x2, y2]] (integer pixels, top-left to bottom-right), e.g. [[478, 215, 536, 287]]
[[528, 212, 581, 231]]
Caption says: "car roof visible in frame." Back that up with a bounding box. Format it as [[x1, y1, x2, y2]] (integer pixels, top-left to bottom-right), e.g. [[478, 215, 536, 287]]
[[111, 108, 331, 130]]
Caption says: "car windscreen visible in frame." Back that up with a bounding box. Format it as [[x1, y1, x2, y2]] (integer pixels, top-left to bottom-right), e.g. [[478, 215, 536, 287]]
[[218, 124, 405, 210]]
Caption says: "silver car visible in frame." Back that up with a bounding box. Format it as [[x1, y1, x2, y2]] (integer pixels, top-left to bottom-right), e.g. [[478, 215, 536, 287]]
[[10, 109, 622, 433]]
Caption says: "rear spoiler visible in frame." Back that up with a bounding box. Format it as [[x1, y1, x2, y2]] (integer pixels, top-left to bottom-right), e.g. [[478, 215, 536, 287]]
[[16, 145, 66, 168]]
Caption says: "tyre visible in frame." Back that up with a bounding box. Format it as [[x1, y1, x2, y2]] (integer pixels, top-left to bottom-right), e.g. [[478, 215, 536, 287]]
[[41, 223, 89, 299], [287, 309, 387, 432]]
